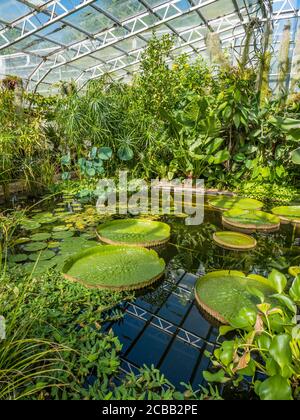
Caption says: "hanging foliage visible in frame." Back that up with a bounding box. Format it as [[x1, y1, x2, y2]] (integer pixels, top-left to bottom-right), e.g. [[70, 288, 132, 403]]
[[277, 22, 291, 97], [206, 31, 229, 67], [290, 23, 300, 94]]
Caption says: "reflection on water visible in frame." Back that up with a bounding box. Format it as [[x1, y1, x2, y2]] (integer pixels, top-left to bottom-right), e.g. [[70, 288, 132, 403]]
[[3, 194, 300, 393]]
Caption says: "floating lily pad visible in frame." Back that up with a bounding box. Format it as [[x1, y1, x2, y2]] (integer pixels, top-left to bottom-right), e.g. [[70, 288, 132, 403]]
[[30, 232, 52, 242], [21, 221, 41, 231], [48, 241, 61, 249], [9, 254, 28, 263], [52, 231, 75, 240], [289, 266, 300, 277], [23, 242, 48, 252], [63, 245, 165, 291], [97, 219, 171, 247], [14, 237, 31, 245], [22, 259, 57, 275], [213, 231, 257, 251], [272, 206, 300, 224], [28, 250, 56, 262], [209, 196, 263, 211], [32, 212, 58, 224], [222, 209, 280, 233], [195, 270, 277, 324], [52, 225, 69, 232]]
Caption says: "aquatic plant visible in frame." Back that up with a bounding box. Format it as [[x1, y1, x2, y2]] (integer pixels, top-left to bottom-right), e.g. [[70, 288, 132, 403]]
[[62, 245, 165, 291], [203, 270, 300, 400], [97, 219, 171, 247]]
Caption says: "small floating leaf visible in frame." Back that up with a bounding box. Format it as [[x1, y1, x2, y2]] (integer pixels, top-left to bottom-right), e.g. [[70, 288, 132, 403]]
[[23, 242, 48, 252]]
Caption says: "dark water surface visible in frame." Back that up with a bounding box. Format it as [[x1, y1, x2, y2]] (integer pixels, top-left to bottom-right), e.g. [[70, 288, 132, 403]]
[[3, 194, 300, 393]]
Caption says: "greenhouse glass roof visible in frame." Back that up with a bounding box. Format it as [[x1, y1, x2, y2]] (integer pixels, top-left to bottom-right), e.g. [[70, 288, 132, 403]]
[[0, 0, 299, 93]]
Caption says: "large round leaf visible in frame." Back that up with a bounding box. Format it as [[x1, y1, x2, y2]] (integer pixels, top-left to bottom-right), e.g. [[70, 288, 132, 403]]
[[222, 209, 280, 233], [213, 231, 257, 251], [195, 270, 277, 324], [272, 206, 300, 224], [62, 245, 165, 291], [97, 219, 170, 247], [118, 145, 134, 161], [209, 196, 263, 211]]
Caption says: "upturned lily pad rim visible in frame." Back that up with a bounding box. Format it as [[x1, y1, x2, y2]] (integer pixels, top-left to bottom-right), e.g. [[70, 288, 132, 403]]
[[272, 206, 300, 225], [96, 219, 171, 248], [213, 231, 257, 251], [208, 196, 263, 212], [194, 270, 277, 325], [222, 210, 280, 233], [62, 245, 165, 291]]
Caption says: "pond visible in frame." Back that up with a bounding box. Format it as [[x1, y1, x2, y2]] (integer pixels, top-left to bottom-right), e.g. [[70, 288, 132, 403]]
[[3, 193, 300, 394]]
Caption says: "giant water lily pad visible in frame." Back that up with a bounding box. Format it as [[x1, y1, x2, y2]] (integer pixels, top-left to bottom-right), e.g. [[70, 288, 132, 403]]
[[62, 245, 165, 291], [222, 209, 280, 233], [213, 231, 257, 251], [209, 196, 263, 211], [97, 219, 171, 247], [272, 206, 300, 225], [195, 270, 277, 324]]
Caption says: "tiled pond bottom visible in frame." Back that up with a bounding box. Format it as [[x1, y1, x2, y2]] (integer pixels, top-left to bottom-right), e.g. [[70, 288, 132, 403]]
[[104, 272, 218, 391], [4, 195, 300, 391]]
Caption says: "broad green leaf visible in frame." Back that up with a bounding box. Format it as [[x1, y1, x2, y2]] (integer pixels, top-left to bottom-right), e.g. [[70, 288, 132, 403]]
[[206, 137, 224, 154], [98, 147, 113, 160], [256, 375, 292, 400], [291, 147, 300, 165], [268, 270, 287, 294], [272, 294, 297, 314], [231, 307, 257, 329], [203, 370, 229, 384], [269, 335, 292, 374], [213, 149, 230, 164], [219, 341, 235, 367], [289, 275, 300, 302], [118, 145, 134, 161]]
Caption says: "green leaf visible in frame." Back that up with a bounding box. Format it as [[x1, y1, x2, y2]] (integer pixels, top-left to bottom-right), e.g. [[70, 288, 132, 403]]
[[233, 113, 241, 129], [231, 307, 257, 329], [118, 145, 134, 161], [206, 137, 224, 154], [272, 294, 297, 314], [291, 148, 300, 164], [268, 270, 287, 294], [213, 149, 230, 164], [219, 341, 235, 367], [256, 376, 292, 400], [289, 275, 300, 303], [203, 370, 229, 384], [269, 335, 292, 374], [98, 147, 113, 160]]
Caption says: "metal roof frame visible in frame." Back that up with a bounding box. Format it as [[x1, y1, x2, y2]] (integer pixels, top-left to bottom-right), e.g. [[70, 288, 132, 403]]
[[0, 0, 298, 93]]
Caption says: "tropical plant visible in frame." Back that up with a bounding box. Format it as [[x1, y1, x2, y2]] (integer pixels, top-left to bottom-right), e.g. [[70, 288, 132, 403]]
[[203, 269, 300, 400]]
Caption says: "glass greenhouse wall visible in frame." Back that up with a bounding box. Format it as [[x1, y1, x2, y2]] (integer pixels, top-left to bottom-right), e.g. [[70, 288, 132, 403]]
[[0, 0, 300, 404], [0, 0, 299, 93]]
